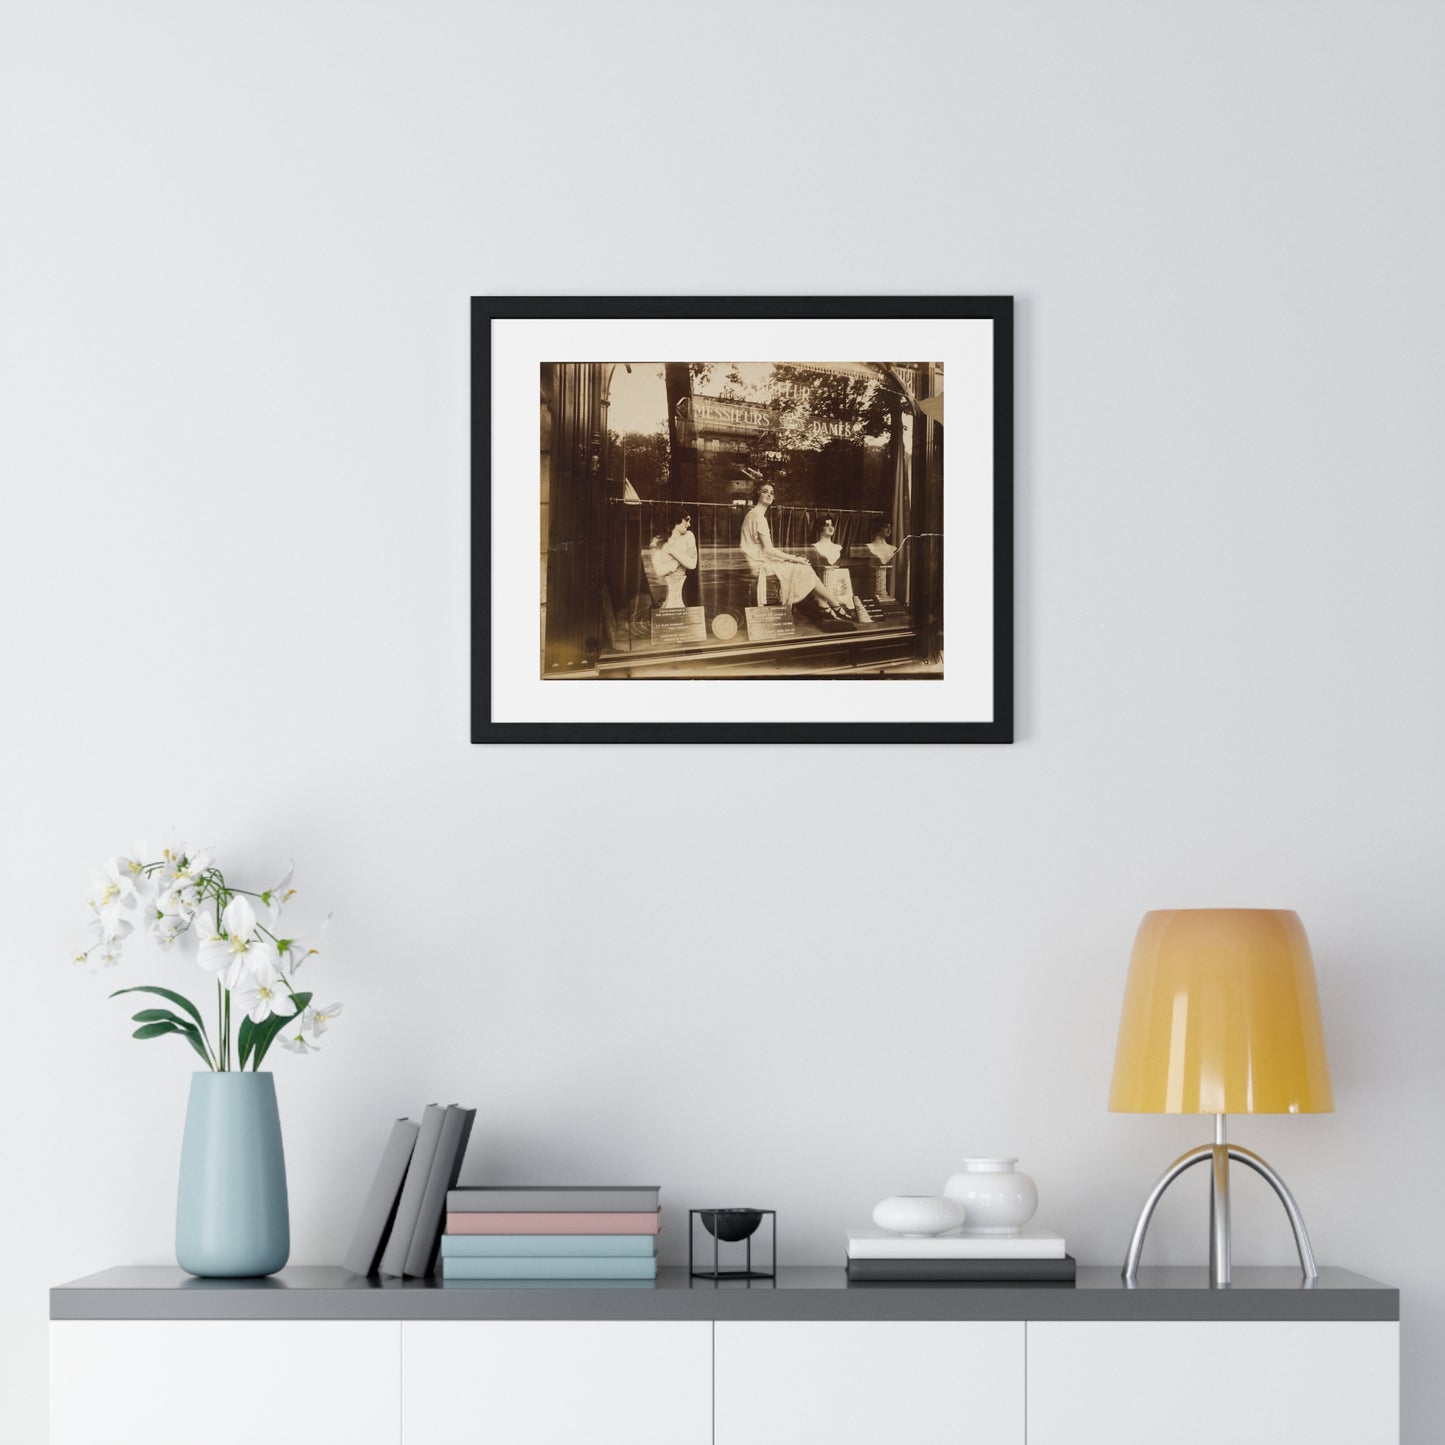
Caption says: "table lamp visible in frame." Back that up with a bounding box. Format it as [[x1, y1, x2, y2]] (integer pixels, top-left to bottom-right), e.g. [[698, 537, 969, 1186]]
[[1109, 908, 1333, 1287]]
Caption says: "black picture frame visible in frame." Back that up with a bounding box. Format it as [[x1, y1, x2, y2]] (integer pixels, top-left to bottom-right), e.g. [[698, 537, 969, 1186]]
[[472, 295, 1013, 744]]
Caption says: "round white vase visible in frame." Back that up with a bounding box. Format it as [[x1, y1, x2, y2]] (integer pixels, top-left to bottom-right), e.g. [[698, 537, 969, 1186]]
[[871, 1194, 967, 1237], [942, 1158, 1038, 1235]]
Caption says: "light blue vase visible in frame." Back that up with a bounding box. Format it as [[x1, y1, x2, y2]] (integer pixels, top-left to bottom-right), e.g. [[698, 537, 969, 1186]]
[[176, 1071, 290, 1277]]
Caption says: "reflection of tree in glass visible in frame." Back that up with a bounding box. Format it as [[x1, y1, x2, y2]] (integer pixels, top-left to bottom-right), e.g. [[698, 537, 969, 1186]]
[[607, 428, 669, 495], [770, 364, 898, 453]]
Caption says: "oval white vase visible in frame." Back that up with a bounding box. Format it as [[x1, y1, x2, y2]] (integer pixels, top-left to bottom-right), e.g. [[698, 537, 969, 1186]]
[[871, 1194, 967, 1237], [943, 1158, 1037, 1235]]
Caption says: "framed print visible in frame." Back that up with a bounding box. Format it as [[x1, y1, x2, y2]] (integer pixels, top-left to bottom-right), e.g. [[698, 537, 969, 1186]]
[[472, 296, 1013, 743]]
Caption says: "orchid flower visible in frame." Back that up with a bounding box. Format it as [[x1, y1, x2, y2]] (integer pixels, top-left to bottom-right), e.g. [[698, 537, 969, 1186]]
[[274, 1023, 320, 1054], [75, 915, 130, 969], [274, 913, 331, 974], [195, 897, 263, 990], [116, 843, 153, 893], [302, 1001, 343, 1036], [234, 977, 296, 1024], [261, 862, 297, 924], [86, 860, 137, 933]]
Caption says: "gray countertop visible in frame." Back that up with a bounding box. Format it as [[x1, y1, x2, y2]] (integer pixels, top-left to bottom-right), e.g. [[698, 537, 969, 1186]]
[[51, 1265, 1397, 1323]]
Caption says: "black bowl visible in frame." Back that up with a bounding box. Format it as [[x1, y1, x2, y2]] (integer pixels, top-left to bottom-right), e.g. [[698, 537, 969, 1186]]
[[700, 1208, 763, 1242]]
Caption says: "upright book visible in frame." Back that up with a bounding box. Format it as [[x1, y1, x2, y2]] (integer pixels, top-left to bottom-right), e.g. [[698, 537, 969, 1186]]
[[343, 1118, 420, 1276], [379, 1104, 444, 1277], [404, 1104, 477, 1277], [447, 1186, 660, 1212]]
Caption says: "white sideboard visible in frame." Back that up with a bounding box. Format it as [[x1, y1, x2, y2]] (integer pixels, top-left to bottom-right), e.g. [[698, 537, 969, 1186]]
[[50, 1266, 1399, 1445]]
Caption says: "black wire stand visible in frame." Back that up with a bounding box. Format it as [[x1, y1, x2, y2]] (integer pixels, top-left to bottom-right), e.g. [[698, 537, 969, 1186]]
[[689, 1209, 776, 1281]]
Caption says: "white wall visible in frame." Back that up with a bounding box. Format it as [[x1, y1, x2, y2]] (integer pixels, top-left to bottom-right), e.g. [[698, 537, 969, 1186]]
[[3, 1, 1442, 1439]]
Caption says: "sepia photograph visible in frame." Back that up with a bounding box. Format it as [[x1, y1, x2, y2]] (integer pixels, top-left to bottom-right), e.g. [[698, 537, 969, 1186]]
[[545, 359, 942, 679], [475, 298, 1011, 742]]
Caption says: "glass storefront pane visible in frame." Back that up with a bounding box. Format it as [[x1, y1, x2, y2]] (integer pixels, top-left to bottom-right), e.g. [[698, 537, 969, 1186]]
[[541, 360, 943, 678]]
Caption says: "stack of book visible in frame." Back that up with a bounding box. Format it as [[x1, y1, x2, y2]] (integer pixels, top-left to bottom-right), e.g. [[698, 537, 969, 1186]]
[[440, 1186, 662, 1281], [845, 1226, 1076, 1283]]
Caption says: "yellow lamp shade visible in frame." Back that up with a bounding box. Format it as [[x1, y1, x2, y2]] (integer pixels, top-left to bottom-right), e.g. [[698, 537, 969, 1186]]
[[1109, 909, 1334, 1115]]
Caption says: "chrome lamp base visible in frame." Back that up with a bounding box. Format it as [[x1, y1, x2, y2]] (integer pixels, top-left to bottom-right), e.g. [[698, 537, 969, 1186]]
[[1122, 1115, 1319, 1288]]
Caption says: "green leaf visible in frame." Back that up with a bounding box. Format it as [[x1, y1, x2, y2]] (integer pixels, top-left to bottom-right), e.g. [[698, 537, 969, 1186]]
[[238, 1015, 256, 1070], [177, 1028, 214, 1068], [110, 986, 209, 1038], [132, 1008, 192, 1027], [132, 1021, 180, 1040], [130, 1018, 215, 1067], [250, 992, 311, 1071], [132, 1011, 215, 1068]]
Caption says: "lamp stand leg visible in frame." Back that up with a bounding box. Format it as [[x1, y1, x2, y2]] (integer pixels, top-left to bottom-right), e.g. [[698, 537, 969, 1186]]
[[1209, 1114, 1231, 1288], [1122, 1144, 1215, 1284], [1226, 1145, 1320, 1284], [1122, 1118, 1320, 1288]]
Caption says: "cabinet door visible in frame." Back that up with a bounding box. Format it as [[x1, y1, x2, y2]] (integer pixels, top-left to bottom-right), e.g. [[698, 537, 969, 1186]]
[[714, 1320, 1025, 1445], [50, 1320, 401, 1445], [401, 1320, 711, 1445], [1027, 1321, 1399, 1445]]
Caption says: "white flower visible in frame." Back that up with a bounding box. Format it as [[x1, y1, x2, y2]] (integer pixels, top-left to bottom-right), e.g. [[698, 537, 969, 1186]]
[[86, 860, 137, 932], [155, 841, 214, 889], [274, 913, 331, 974], [274, 1022, 320, 1054], [152, 908, 190, 949], [115, 843, 155, 901], [74, 917, 109, 970], [302, 1001, 343, 1036], [261, 862, 297, 924], [76, 900, 134, 971], [153, 840, 187, 885], [246, 937, 283, 987], [234, 977, 296, 1023], [172, 845, 215, 888], [195, 896, 263, 989], [152, 877, 203, 939], [95, 938, 127, 967]]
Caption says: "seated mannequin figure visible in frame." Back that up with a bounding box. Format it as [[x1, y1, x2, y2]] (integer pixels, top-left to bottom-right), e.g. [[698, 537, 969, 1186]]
[[646, 514, 697, 610], [740, 484, 854, 629]]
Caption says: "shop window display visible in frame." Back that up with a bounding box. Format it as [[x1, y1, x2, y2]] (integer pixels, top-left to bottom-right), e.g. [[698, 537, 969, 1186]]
[[540, 360, 944, 679]]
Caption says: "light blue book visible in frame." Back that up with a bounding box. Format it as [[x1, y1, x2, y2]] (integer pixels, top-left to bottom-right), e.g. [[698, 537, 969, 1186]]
[[441, 1234, 656, 1259], [441, 1255, 659, 1281]]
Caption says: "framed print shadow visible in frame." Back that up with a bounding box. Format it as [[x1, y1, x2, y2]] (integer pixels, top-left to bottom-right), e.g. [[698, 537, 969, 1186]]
[[472, 296, 1013, 743]]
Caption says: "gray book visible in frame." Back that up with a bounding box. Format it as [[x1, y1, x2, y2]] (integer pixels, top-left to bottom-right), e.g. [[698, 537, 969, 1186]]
[[403, 1105, 478, 1277], [446, 1186, 661, 1212], [342, 1119, 419, 1276], [379, 1104, 444, 1277]]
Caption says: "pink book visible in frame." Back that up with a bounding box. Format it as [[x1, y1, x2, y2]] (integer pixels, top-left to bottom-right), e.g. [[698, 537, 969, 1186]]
[[446, 1210, 661, 1235]]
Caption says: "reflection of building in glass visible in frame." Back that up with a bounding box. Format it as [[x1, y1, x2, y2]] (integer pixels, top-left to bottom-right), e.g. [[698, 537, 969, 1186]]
[[539, 360, 944, 680], [675, 395, 781, 506]]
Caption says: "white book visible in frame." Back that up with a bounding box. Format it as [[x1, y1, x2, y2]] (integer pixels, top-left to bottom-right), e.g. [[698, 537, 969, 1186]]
[[845, 1226, 1066, 1259]]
